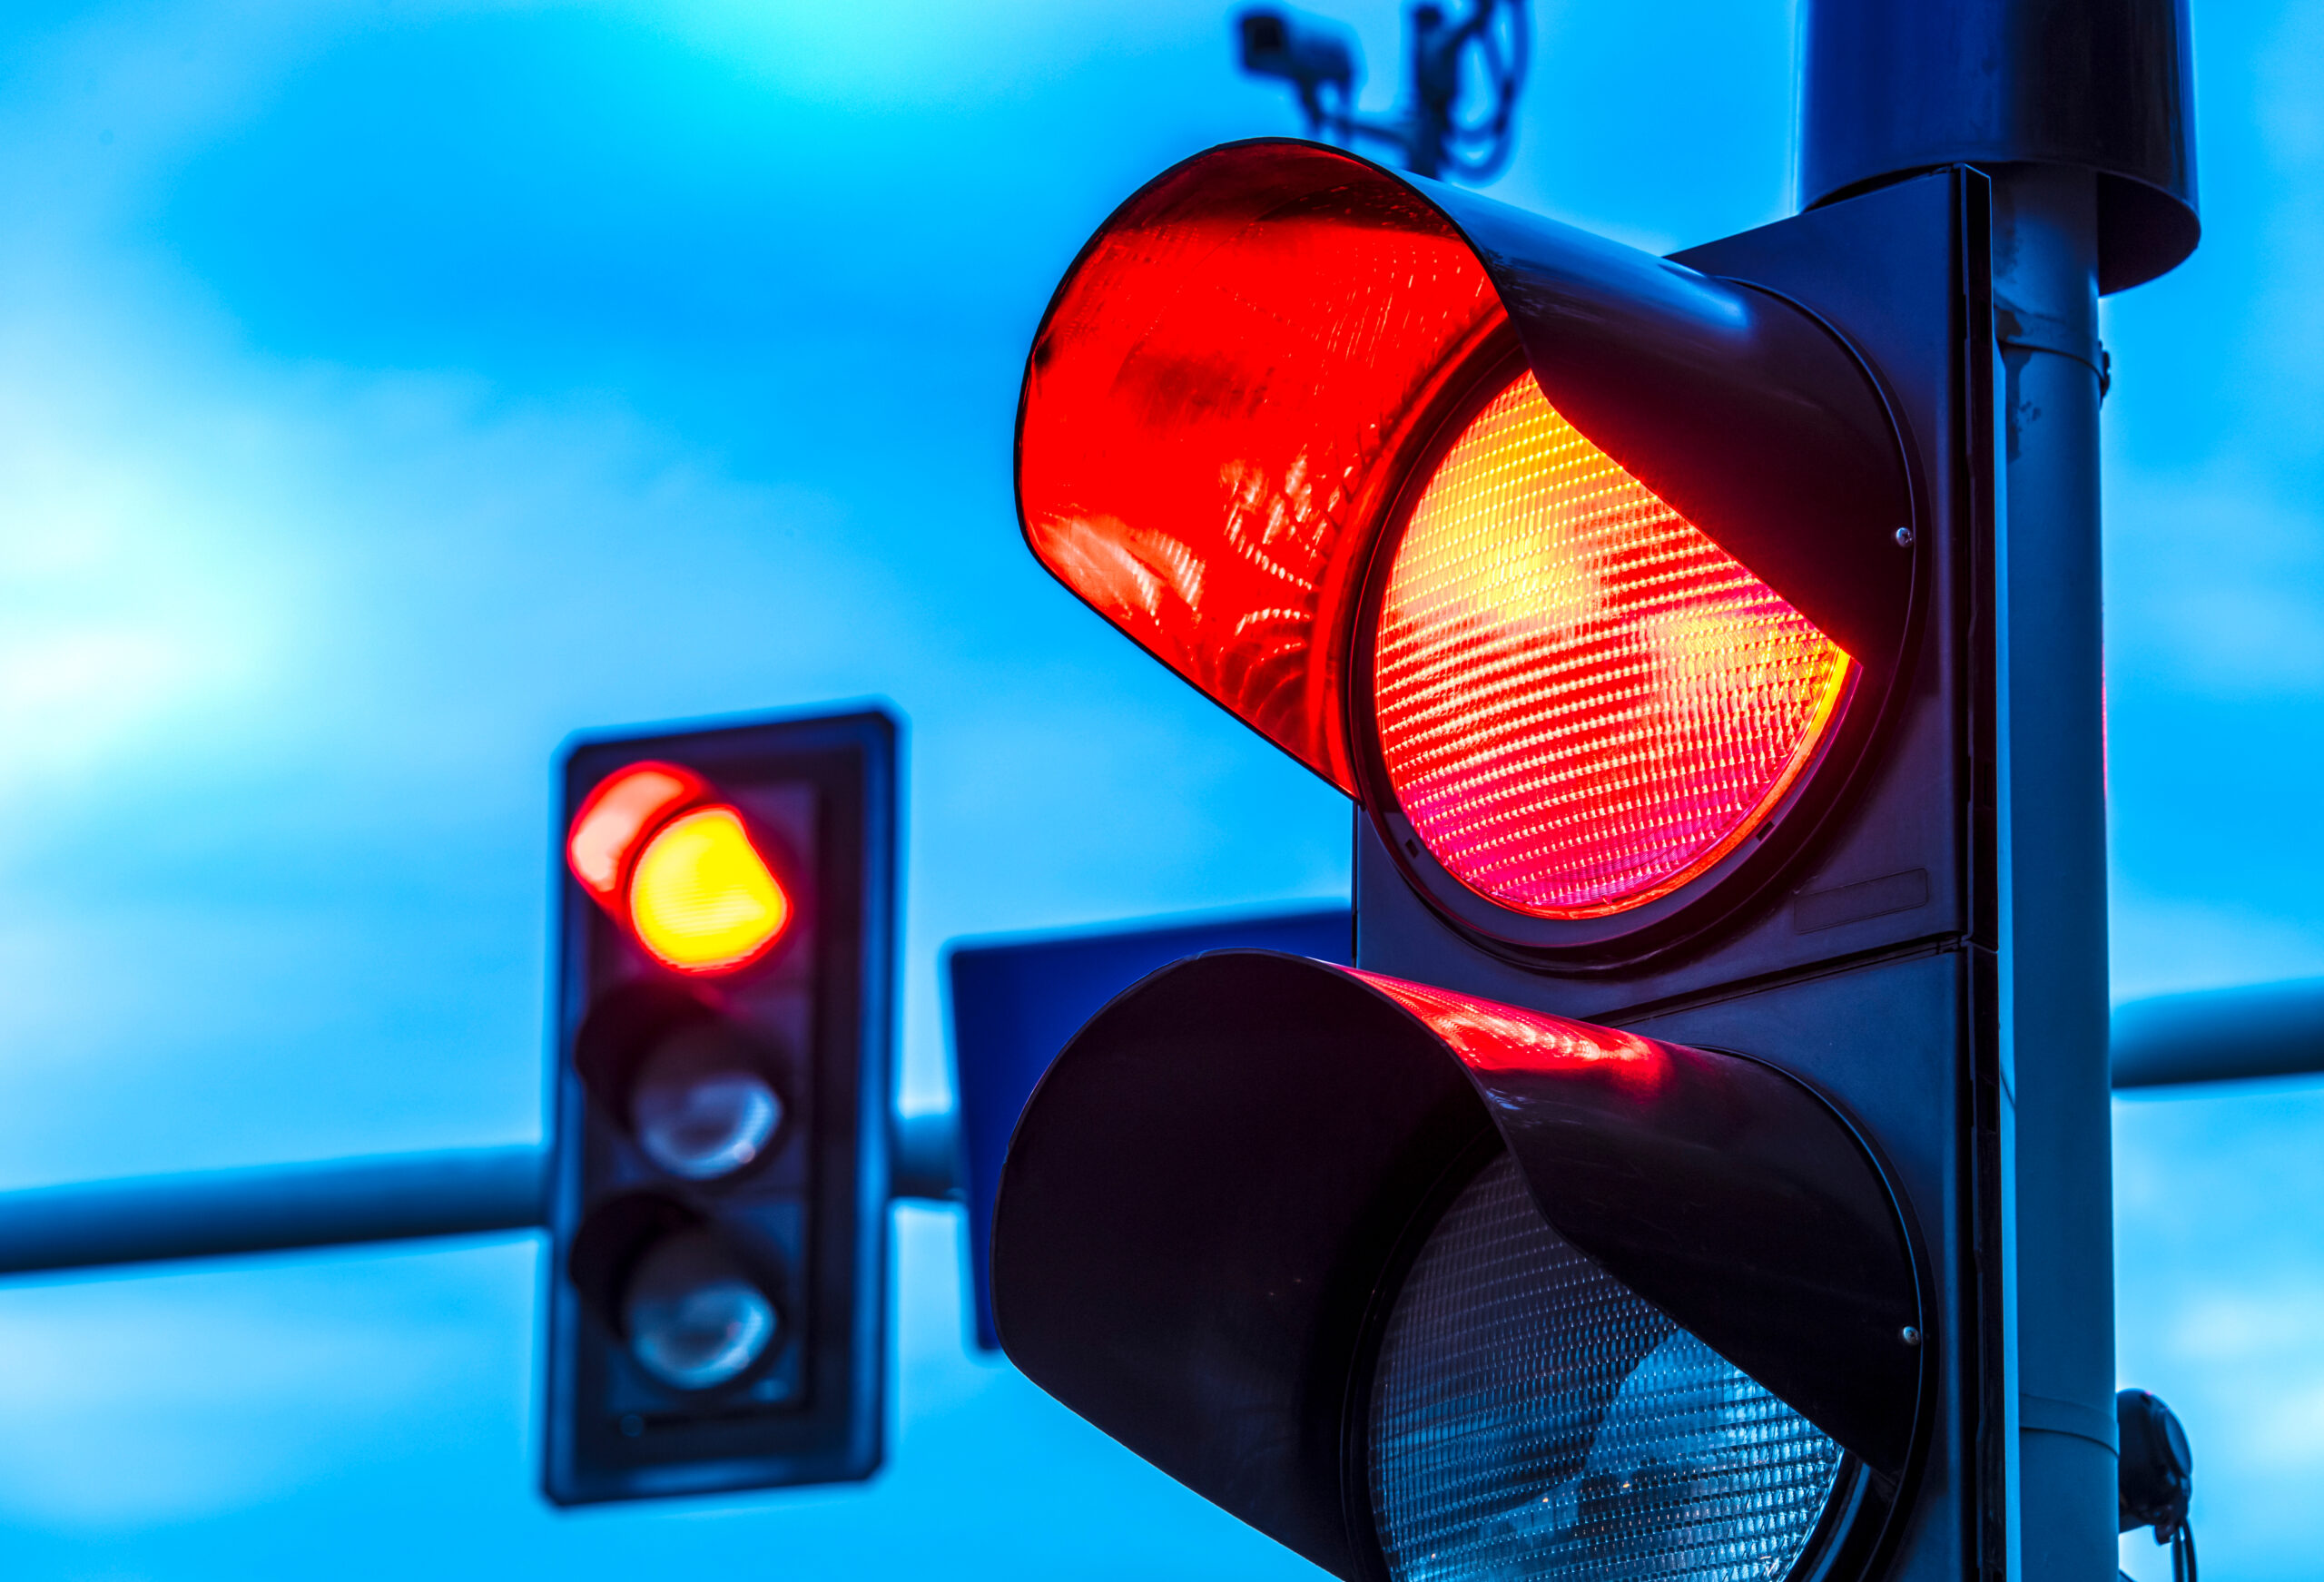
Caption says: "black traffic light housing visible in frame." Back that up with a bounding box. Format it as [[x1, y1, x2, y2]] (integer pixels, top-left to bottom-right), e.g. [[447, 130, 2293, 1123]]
[[542, 707, 898, 1505], [994, 139, 2005, 1582], [997, 951, 1927, 1581]]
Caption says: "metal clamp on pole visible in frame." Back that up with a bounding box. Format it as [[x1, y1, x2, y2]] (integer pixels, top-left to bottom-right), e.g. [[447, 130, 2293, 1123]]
[[2118, 1390, 2198, 1582]]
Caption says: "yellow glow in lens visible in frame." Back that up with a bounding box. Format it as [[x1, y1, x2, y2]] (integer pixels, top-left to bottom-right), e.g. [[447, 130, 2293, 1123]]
[[626, 807, 791, 973]]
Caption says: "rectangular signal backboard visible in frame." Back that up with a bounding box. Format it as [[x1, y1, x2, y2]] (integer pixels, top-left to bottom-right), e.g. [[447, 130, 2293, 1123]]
[[945, 905, 1351, 1350]]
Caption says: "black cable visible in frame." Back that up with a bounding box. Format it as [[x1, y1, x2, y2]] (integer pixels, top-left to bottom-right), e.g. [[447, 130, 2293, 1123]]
[[1444, 0, 1530, 182], [2172, 1523, 2197, 1582], [1272, 0, 1531, 181]]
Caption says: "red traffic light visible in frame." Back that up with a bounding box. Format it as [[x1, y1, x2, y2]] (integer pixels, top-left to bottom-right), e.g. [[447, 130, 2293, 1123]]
[[997, 146, 2015, 1582], [1017, 141, 1916, 954], [566, 762, 793, 976], [547, 710, 899, 1505]]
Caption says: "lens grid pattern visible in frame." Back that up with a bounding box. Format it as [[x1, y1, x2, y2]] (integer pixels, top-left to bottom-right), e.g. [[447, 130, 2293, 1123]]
[[1370, 1154, 1845, 1582], [1373, 372, 1854, 919]]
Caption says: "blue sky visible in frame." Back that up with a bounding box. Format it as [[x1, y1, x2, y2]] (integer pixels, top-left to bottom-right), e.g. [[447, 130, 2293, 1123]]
[[0, 0, 2313, 1577]]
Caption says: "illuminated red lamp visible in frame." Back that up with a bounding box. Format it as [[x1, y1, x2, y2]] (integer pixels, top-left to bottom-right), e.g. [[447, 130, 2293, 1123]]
[[566, 764, 793, 976], [568, 762, 708, 905], [1370, 371, 1855, 920], [1016, 141, 1911, 945]]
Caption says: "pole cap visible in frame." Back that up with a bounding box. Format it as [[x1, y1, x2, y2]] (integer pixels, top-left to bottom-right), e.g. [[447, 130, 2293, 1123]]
[[1799, 0, 2198, 292]]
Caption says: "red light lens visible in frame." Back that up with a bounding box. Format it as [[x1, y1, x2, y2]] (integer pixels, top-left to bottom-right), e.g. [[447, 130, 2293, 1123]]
[[1373, 372, 1854, 920], [568, 762, 707, 905], [1018, 145, 1503, 790]]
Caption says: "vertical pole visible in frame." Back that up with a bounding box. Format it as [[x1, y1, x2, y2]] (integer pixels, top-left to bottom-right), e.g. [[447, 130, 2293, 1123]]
[[1800, 5, 2193, 1575], [1991, 162, 2117, 1581]]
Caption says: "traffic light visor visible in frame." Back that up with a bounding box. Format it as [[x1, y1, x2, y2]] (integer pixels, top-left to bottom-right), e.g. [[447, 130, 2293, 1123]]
[[1019, 143, 1504, 791], [993, 952, 1926, 1581]]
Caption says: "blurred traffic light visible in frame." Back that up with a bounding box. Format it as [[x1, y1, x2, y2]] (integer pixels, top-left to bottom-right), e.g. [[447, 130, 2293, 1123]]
[[543, 708, 897, 1505], [991, 140, 2002, 1581]]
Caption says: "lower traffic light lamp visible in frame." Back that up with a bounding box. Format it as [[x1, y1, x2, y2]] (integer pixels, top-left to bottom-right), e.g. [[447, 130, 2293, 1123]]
[[1369, 1152, 1847, 1581], [620, 1224, 783, 1391], [568, 1191, 791, 1398], [991, 951, 1929, 1582]]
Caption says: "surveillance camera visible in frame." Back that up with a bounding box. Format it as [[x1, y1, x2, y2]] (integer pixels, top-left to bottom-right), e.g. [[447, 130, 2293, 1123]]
[[1236, 6, 1360, 98]]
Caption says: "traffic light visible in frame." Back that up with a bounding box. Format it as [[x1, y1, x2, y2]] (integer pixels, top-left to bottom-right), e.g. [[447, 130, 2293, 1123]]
[[992, 139, 2003, 1580], [542, 707, 898, 1505]]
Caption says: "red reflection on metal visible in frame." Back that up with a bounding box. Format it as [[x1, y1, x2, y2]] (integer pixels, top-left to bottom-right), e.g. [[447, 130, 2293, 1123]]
[[1351, 967, 1665, 1087], [1373, 372, 1854, 919], [566, 762, 707, 906], [1017, 143, 1504, 791]]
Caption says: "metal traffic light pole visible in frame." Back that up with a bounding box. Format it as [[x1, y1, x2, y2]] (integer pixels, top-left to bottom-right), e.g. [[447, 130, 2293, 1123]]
[[1988, 162, 2118, 1582], [1801, 4, 2196, 1578]]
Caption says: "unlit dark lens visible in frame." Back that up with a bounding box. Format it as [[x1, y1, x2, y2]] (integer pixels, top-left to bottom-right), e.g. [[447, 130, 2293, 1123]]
[[622, 1228, 777, 1391], [1369, 1153, 1845, 1582], [631, 1024, 783, 1180]]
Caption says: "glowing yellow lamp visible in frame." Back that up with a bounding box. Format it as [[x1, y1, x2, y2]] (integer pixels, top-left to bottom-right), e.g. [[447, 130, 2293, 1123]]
[[626, 806, 792, 974]]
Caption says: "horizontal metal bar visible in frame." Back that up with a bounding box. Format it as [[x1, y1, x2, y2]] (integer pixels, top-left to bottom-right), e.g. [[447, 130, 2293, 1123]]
[[0, 1109, 967, 1280], [2111, 978, 2324, 1089], [0, 1145, 548, 1278], [13, 991, 2310, 1283]]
